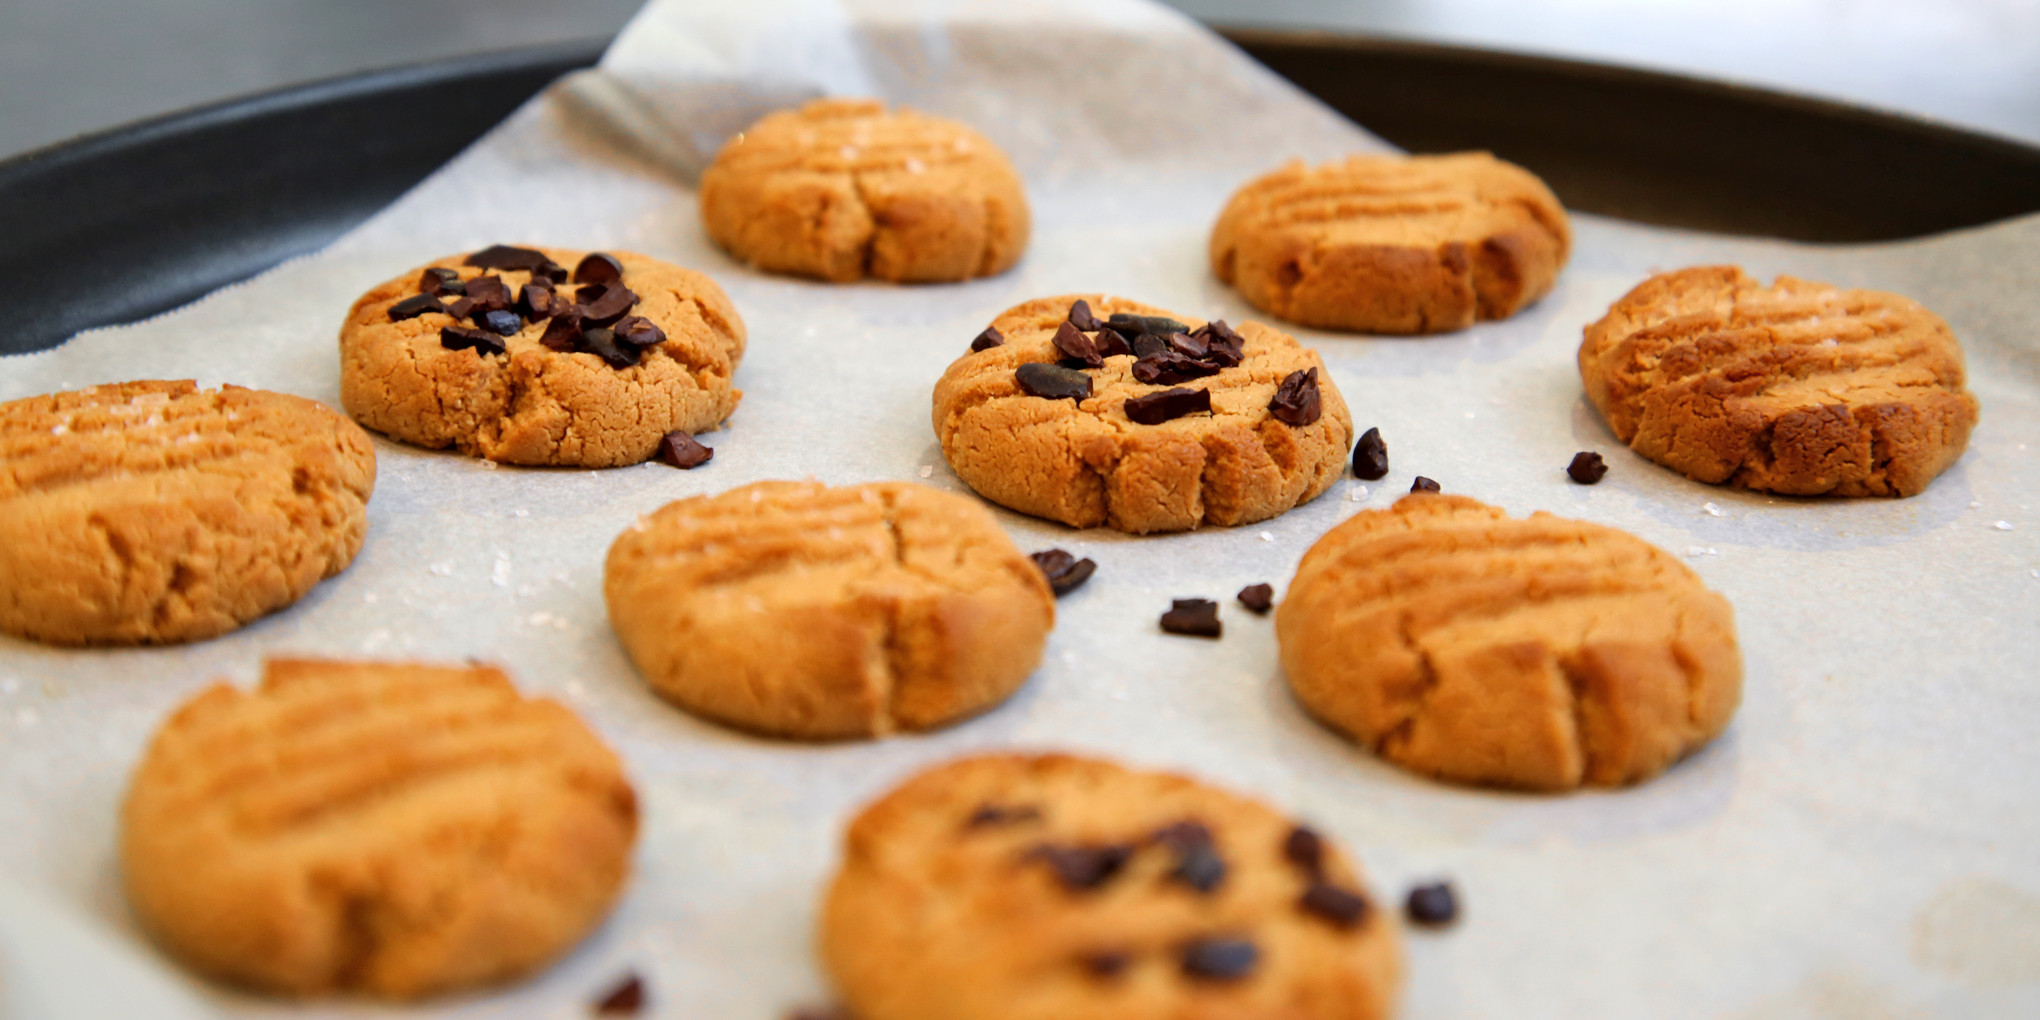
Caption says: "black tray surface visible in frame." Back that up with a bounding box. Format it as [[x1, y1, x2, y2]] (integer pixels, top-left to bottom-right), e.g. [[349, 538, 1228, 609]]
[[3, 31, 2037, 357]]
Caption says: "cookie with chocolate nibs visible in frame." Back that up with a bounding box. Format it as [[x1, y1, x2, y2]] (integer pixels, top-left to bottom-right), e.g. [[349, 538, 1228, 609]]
[[1567, 451, 1608, 484], [934, 294, 1352, 533], [340, 246, 746, 467], [821, 753, 1402, 1020]]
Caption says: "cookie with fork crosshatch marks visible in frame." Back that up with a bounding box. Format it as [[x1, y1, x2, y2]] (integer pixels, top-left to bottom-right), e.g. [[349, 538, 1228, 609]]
[[0, 380, 374, 646], [604, 480, 1053, 739], [120, 658, 638, 999], [700, 98, 1030, 282], [1210, 151, 1570, 334], [1579, 265, 1977, 497], [1278, 493, 1742, 791]]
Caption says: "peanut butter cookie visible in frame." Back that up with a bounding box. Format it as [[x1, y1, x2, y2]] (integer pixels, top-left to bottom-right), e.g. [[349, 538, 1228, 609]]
[[1279, 493, 1742, 790], [822, 753, 1402, 1020], [1579, 266, 1978, 497], [0, 381, 374, 646], [932, 295, 1353, 534], [604, 480, 1052, 739], [339, 244, 745, 467], [121, 658, 638, 999], [700, 98, 1030, 283], [1211, 152, 1569, 333]]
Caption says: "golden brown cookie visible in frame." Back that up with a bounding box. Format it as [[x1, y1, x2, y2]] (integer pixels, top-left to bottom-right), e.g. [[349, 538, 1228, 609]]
[[700, 98, 1030, 283], [932, 295, 1353, 534], [1278, 493, 1742, 791], [1210, 152, 1570, 333], [339, 244, 745, 467], [1579, 266, 1978, 497], [604, 480, 1052, 739], [822, 753, 1402, 1020], [121, 658, 638, 1000], [0, 381, 375, 646]]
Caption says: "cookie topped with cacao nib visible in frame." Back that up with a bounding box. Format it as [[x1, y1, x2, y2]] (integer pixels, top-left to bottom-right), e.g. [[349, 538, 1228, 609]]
[[931, 294, 1353, 533], [339, 246, 746, 467], [822, 753, 1402, 1020]]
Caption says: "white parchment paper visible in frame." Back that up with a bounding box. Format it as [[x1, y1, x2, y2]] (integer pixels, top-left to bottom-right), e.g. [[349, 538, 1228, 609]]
[[3, 1, 2038, 1017]]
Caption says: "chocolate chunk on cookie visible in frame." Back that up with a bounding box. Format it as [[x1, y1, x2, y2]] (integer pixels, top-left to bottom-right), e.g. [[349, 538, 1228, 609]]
[[339, 246, 746, 467], [604, 481, 1053, 739], [701, 98, 1030, 283], [1211, 152, 1570, 334], [1579, 266, 1977, 497], [1279, 493, 1743, 789], [821, 754, 1402, 1020], [0, 381, 375, 646], [121, 658, 637, 998], [933, 294, 1354, 534]]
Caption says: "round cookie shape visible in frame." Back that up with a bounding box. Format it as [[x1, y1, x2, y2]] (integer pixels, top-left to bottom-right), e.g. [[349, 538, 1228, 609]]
[[1210, 152, 1570, 333], [1579, 265, 1978, 497], [700, 98, 1030, 283], [822, 753, 1403, 1020], [932, 294, 1354, 534], [0, 381, 375, 646], [339, 245, 746, 467], [604, 480, 1053, 739], [121, 658, 638, 999], [1278, 493, 1742, 790]]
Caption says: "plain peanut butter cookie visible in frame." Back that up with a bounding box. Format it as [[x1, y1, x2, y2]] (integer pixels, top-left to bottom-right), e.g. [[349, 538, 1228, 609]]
[[932, 295, 1353, 534], [1579, 266, 1978, 497], [700, 98, 1030, 283], [822, 753, 1403, 1020], [1278, 493, 1742, 791], [1211, 152, 1570, 334], [121, 658, 639, 999], [0, 381, 374, 646], [604, 480, 1053, 739], [339, 244, 745, 467]]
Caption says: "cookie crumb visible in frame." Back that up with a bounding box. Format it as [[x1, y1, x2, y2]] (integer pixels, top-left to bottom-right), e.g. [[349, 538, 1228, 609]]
[[1160, 599, 1221, 638], [1405, 882, 1459, 927], [593, 972, 645, 1014], [1258, 531, 1274, 542], [1347, 484, 1369, 501], [1236, 583, 1274, 614], [1684, 546, 1719, 557], [1703, 502, 1725, 517], [917, 465, 934, 479], [1993, 521, 2014, 530], [478, 459, 499, 470], [492, 556, 512, 588], [429, 562, 454, 576]]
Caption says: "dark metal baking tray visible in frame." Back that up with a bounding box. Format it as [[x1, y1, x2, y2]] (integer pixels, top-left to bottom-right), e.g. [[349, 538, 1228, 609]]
[[3, 30, 2037, 357]]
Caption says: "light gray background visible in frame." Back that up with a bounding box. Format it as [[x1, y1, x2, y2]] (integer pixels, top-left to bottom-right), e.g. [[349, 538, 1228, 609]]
[[3, 0, 2038, 164]]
